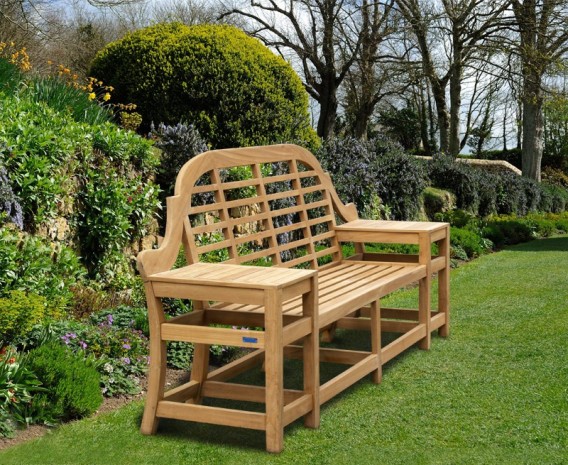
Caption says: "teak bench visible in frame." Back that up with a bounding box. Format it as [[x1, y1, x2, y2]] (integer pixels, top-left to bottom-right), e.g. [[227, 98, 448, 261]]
[[137, 144, 450, 452]]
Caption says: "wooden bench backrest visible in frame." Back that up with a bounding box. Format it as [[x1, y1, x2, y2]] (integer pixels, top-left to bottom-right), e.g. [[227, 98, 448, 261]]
[[138, 145, 359, 277]]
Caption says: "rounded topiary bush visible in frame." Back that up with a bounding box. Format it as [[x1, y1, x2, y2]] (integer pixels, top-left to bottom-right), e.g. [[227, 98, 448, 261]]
[[90, 23, 317, 148], [27, 341, 103, 421]]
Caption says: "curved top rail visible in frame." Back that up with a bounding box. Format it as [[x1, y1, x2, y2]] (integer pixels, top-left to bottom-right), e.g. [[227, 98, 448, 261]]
[[138, 144, 358, 278]]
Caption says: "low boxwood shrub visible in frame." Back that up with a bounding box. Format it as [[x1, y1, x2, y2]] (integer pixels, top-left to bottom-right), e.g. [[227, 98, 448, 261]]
[[27, 341, 103, 421], [544, 212, 568, 232], [450, 227, 490, 259], [523, 213, 558, 237], [483, 218, 534, 247], [434, 209, 479, 228]]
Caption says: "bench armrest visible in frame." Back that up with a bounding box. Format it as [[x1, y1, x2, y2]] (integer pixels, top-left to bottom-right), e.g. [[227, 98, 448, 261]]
[[148, 262, 317, 306], [335, 219, 450, 270], [335, 219, 449, 245]]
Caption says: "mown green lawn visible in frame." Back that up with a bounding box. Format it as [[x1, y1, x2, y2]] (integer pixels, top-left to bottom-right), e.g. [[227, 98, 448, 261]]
[[1, 237, 567, 464]]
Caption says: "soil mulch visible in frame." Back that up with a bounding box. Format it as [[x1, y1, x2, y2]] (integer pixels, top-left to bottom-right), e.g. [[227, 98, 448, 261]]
[[0, 368, 189, 451]]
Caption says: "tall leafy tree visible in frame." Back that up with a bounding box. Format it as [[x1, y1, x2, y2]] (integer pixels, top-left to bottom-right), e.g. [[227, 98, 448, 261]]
[[222, 0, 366, 138], [342, 0, 400, 140], [511, 0, 568, 180], [396, 0, 511, 155]]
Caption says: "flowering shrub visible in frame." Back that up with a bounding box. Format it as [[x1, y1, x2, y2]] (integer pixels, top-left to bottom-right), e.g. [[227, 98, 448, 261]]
[[60, 311, 149, 397], [15, 306, 149, 398], [0, 347, 44, 438], [150, 122, 208, 224], [317, 136, 426, 220], [0, 41, 31, 72], [317, 137, 378, 215], [428, 156, 566, 216], [0, 82, 160, 288], [39, 63, 135, 134], [77, 168, 159, 284]]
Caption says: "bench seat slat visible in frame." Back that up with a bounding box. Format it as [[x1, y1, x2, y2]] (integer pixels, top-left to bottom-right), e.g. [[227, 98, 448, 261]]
[[163, 262, 426, 326]]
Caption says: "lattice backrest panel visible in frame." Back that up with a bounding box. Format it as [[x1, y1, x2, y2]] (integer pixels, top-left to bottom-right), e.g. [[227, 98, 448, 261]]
[[177, 147, 344, 270]]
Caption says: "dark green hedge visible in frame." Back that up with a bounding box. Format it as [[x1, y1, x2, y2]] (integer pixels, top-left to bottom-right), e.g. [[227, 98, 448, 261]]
[[317, 136, 426, 220], [317, 138, 568, 220]]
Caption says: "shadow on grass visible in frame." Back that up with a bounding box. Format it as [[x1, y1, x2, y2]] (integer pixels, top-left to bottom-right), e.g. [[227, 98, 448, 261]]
[[506, 236, 568, 252]]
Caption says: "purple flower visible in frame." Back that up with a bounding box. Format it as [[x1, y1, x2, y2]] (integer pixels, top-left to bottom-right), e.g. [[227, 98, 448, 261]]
[[107, 314, 113, 325], [79, 341, 87, 350], [122, 344, 131, 350], [121, 357, 131, 365], [60, 332, 77, 345]]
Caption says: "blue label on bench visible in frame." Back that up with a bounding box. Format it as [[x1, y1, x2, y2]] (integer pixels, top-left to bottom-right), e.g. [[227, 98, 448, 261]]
[[242, 336, 258, 344]]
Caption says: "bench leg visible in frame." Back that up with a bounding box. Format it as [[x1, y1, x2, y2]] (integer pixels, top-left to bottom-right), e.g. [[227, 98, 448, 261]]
[[186, 301, 209, 404], [438, 230, 451, 338], [320, 323, 337, 343], [303, 277, 320, 428], [187, 343, 210, 404], [265, 289, 284, 453], [419, 233, 432, 350], [141, 289, 167, 435], [370, 300, 382, 384], [418, 276, 431, 350]]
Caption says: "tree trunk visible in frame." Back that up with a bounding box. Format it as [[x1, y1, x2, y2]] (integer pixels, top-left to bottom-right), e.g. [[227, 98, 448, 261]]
[[418, 84, 432, 154], [503, 110, 508, 151], [352, 102, 374, 140], [522, 97, 544, 181], [448, 46, 462, 156], [317, 82, 338, 138], [449, 72, 462, 156], [431, 81, 450, 154]]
